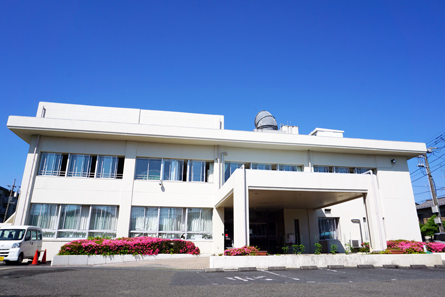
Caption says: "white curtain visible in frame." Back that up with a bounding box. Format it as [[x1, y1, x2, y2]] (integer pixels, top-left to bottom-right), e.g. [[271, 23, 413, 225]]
[[29, 204, 59, 230], [159, 208, 183, 231], [201, 208, 213, 232], [187, 208, 201, 231], [130, 207, 158, 231], [89, 206, 118, 231]]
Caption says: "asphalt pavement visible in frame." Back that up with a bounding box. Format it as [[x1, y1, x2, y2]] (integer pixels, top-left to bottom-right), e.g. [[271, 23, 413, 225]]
[[0, 262, 444, 296]]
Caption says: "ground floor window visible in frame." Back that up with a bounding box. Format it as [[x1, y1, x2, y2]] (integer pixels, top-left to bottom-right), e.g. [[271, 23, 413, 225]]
[[130, 207, 213, 240], [28, 204, 119, 239], [318, 217, 339, 240]]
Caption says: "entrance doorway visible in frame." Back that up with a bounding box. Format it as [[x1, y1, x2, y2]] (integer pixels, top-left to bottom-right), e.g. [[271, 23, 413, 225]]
[[249, 209, 284, 254], [223, 208, 285, 254]]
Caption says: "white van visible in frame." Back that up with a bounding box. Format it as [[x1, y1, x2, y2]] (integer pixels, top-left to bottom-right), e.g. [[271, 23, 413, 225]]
[[0, 225, 43, 264]]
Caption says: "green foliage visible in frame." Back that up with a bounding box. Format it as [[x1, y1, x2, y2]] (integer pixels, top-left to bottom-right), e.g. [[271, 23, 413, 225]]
[[330, 244, 338, 254], [359, 242, 370, 253], [281, 246, 289, 254], [344, 243, 352, 254], [314, 243, 322, 255], [420, 215, 440, 237], [292, 244, 305, 254]]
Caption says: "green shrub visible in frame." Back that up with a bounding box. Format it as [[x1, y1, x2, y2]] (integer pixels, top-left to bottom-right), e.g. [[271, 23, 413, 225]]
[[314, 243, 322, 255]]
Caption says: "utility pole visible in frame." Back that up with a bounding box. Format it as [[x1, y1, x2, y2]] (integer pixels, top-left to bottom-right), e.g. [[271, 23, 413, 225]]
[[421, 149, 444, 233], [3, 179, 19, 223]]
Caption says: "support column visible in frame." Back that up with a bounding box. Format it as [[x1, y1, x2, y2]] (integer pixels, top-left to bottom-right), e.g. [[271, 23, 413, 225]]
[[16, 135, 41, 225], [116, 141, 137, 237], [364, 174, 387, 251], [213, 207, 224, 254], [232, 167, 249, 247]]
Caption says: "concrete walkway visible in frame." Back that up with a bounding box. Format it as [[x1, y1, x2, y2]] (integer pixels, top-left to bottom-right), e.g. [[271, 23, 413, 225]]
[[93, 256, 210, 270]]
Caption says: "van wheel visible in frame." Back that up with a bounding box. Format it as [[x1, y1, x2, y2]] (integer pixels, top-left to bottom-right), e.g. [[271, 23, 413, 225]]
[[16, 253, 23, 265]]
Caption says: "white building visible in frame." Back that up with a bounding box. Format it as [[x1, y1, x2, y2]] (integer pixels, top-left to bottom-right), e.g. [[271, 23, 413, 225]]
[[7, 102, 424, 260]]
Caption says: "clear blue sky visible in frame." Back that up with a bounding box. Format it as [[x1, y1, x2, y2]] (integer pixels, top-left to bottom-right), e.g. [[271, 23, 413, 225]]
[[1, 1, 444, 203]]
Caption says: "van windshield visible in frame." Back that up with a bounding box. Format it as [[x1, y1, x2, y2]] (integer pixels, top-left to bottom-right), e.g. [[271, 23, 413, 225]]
[[0, 229, 26, 240]]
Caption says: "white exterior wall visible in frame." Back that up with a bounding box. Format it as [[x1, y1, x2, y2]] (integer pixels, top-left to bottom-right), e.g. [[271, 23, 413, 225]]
[[8, 102, 425, 259]]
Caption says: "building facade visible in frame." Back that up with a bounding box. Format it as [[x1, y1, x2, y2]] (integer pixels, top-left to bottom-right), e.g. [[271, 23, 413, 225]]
[[7, 102, 425, 259]]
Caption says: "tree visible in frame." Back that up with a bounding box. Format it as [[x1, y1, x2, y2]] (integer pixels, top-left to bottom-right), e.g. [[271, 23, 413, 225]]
[[420, 215, 445, 237]]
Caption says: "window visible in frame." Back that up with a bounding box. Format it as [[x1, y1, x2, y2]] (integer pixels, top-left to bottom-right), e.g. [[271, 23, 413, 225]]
[[89, 206, 119, 237], [224, 162, 244, 182], [186, 208, 213, 240], [355, 168, 372, 174], [28, 204, 119, 239], [188, 160, 205, 182], [129, 207, 213, 240], [38, 153, 123, 179], [57, 205, 89, 238], [134, 158, 213, 182], [130, 207, 158, 237], [163, 159, 184, 181], [39, 153, 63, 176], [251, 163, 272, 170], [314, 166, 375, 174], [314, 166, 331, 173], [134, 158, 158, 181], [333, 167, 350, 174], [318, 217, 339, 240], [96, 156, 118, 178], [277, 164, 302, 171], [67, 155, 92, 177], [28, 204, 59, 238]]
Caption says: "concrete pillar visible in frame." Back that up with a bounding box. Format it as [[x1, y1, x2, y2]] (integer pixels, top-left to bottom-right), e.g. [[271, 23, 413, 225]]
[[364, 174, 387, 251], [16, 135, 41, 225], [232, 168, 249, 247], [116, 141, 137, 237], [213, 207, 224, 254]]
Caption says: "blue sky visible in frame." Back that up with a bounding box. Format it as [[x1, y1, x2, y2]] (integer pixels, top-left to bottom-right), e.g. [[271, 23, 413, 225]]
[[1, 1, 444, 202]]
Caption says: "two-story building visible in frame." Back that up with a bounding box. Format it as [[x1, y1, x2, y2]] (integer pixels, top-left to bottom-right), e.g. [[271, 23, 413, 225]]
[[7, 102, 425, 259]]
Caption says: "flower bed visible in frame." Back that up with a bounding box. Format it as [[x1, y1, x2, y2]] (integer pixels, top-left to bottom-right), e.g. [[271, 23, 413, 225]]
[[224, 245, 259, 256], [58, 237, 200, 256], [386, 240, 445, 254]]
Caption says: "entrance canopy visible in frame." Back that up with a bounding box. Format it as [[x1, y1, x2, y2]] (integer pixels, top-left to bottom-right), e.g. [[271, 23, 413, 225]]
[[217, 189, 364, 209]]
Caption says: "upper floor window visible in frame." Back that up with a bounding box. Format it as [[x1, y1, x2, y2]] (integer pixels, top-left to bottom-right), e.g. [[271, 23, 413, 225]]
[[277, 164, 302, 172], [135, 158, 213, 182], [251, 163, 272, 170], [38, 153, 124, 179], [39, 153, 64, 176], [224, 162, 244, 182], [163, 159, 184, 181], [96, 156, 119, 178], [67, 155, 93, 177], [314, 166, 374, 174]]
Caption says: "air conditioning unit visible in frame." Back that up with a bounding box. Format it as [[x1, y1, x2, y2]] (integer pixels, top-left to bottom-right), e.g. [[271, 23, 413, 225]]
[[351, 240, 360, 248]]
